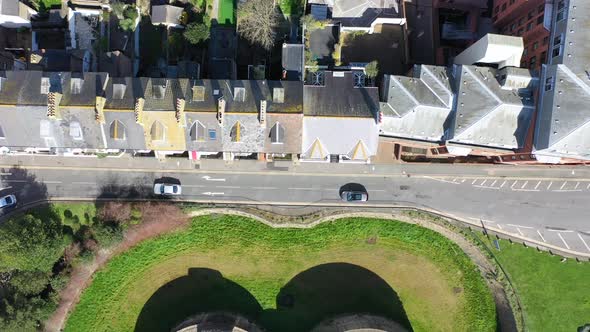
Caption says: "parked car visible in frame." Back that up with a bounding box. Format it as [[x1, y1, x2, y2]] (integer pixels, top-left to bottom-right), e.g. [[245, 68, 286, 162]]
[[340, 191, 368, 202], [0, 194, 17, 208], [154, 183, 182, 196]]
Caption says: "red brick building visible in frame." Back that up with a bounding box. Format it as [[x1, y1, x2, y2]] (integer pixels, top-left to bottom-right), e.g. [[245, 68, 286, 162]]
[[492, 0, 551, 71]]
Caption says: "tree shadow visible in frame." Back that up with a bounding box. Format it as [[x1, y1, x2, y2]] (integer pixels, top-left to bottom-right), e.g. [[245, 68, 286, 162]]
[[134, 268, 263, 332], [266, 262, 413, 332], [0, 166, 49, 218]]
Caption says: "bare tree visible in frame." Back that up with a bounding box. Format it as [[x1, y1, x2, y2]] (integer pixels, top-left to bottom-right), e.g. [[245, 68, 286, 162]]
[[237, 0, 279, 50]]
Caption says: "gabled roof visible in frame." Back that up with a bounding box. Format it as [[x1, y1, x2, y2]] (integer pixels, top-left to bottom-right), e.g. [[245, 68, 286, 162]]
[[332, 0, 402, 27], [103, 77, 140, 110], [151, 5, 184, 25], [303, 71, 379, 118], [448, 65, 535, 150], [60, 72, 108, 106], [380, 65, 453, 142], [534, 1, 590, 161]]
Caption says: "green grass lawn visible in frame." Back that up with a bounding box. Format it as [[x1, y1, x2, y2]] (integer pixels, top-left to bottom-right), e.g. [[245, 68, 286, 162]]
[[65, 216, 496, 332], [218, 0, 235, 25], [39, 0, 61, 9], [30, 202, 97, 232], [279, 0, 303, 17], [478, 235, 590, 331]]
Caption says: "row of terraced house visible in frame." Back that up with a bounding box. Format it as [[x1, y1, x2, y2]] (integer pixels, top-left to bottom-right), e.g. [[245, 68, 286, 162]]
[[0, 0, 587, 164]]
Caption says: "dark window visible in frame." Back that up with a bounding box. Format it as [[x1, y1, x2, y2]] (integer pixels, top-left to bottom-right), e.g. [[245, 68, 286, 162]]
[[510, 23, 516, 31], [556, 0, 567, 22], [523, 47, 528, 56], [533, 41, 539, 50], [528, 10, 535, 20], [537, 15, 544, 25], [208, 129, 217, 141], [527, 22, 533, 31], [109, 120, 126, 140], [517, 28, 524, 36], [545, 77, 553, 91], [538, 4, 544, 13], [518, 17, 524, 26], [189, 121, 206, 141], [543, 36, 549, 45], [269, 122, 285, 144], [501, 3, 506, 11], [541, 51, 547, 62], [529, 56, 537, 68], [494, 6, 499, 14]]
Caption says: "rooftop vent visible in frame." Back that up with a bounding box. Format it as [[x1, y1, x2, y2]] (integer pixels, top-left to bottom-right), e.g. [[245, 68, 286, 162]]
[[234, 87, 245, 102], [311, 72, 324, 86], [113, 83, 126, 99], [40, 77, 50, 95], [354, 72, 365, 88], [70, 78, 83, 94], [192, 85, 205, 101], [152, 79, 167, 99]]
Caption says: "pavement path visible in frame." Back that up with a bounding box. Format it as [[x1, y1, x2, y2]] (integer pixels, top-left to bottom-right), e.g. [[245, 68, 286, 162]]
[[0, 155, 589, 256]]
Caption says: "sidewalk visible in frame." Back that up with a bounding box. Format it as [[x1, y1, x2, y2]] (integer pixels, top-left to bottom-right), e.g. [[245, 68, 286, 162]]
[[1, 153, 589, 179]]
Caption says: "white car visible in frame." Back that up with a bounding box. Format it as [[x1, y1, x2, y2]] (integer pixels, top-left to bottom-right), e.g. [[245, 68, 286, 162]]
[[153, 183, 182, 196], [0, 194, 17, 208]]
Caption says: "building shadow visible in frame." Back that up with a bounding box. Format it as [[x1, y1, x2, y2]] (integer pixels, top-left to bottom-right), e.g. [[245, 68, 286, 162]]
[[134, 268, 263, 332], [268, 262, 413, 332]]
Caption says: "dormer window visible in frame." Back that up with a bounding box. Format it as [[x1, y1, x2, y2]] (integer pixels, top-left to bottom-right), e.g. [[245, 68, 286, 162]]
[[192, 85, 205, 101], [152, 79, 167, 99], [69, 121, 83, 140], [189, 121, 206, 141], [273, 87, 284, 103], [113, 83, 126, 99], [109, 120, 126, 140], [40, 120, 52, 138], [71, 78, 83, 94], [269, 122, 284, 144], [230, 121, 242, 142], [150, 121, 166, 142], [234, 87, 245, 102], [40, 77, 50, 94]]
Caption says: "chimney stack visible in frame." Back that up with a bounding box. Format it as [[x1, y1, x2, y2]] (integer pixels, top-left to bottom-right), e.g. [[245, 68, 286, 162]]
[[259, 100, 267, 126], [217, 97, 225, 126]]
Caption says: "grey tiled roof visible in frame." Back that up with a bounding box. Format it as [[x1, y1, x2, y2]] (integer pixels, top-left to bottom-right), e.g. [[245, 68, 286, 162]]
[[303, 71, 379, 118], [151, 5, 183, 25]]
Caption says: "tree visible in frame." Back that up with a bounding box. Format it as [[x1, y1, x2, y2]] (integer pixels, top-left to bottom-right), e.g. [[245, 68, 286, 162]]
[[237, 0, 279, 50], [98, 202, 132, 224], [110, 0, 126, 20], [0, 214, 66, 273], [8, 270, 50, 296], [365, 60, 379, 78], [119, 5, 138, 32], [183, 22, 210, 45]]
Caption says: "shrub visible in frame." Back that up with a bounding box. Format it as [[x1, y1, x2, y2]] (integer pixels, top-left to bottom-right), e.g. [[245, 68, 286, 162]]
[[98, 202, 132, 224], [365, 60, 379, 78], [183, 22, 210, 45], [92, 224, 123, 248], [8, 270, 50, 296]]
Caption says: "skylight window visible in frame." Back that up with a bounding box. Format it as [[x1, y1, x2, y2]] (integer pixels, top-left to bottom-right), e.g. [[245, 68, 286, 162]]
[[69, 121, 83, 140]]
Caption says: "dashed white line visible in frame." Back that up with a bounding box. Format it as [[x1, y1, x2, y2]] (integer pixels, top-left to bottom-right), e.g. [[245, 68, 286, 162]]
[[521, 181, 528, 189], [215, 185, 241, 189], [423, 176, 460, 184], [252, 187, 277, 190], [507, 224, 534, 229], [183, 184, 206, 188], [371, 189, 387, 192], [557, 233, 570, 250], [534, 181, 541, 190], [72, 181, 96, 185], [4, 180, 26, 183], [560, 181, 567, 190], [288, 187, 315, 190], [0, 172, 12, 176], [44, 180, 62, 184], [0, 186, 12, 191], [578, 234, 590, 252], [512, 188, 540, 192], [500, 180, 507, 188], [537, 230, 547, 243], [546, 229, 574, 233]]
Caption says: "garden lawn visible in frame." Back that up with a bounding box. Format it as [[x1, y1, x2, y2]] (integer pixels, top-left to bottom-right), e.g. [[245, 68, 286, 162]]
[[218, 0, 235, 25], [30, 202, 97, 232], [479, 235, 590, 331], [65, 216, 496, 332]]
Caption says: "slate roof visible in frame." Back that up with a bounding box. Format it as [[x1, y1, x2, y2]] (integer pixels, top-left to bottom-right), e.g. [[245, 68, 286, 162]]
[[139, 77, 184, 111], [103, 77, 140, 110], [0, 0, 20, 16], [534, 1, 590, 161], [60, 72, 108, 106], [303, 71, 379, 118], [151, 5, 183, 25], [380, 65, 453, 142], [103, 110, 146, 150], [282, 44, 304, 80], [448, 65, 535, 150]]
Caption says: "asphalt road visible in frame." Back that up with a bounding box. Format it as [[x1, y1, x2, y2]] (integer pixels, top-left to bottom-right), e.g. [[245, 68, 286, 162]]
[[0, 163, 589, 255]]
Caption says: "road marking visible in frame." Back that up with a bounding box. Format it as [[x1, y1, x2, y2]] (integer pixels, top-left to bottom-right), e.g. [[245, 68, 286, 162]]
[[4, 180, 26, 183], [575, 182, 580, 189], [72, 181, 96, 185], [202, 192, 224, 196], [560, 181, 567, 190], [183, 184, 206, 188], [215, 185, 240, 189], [507, 224, 534, 229], [535, 181, 541, 190], [252, 186, 277, 190], [461, 179, 466, 183], [500, 180, 507, 188], [490, 180, 497, 187], [546, 229, 574, 233], [471, 179, 477, 185], [202, 175, 226, 182], [474, 185, 499, 190], [371, 189, 386, 192], [547, 181, 553, 190], [453, 178, 458, 182], [537, 230, 546, 243], [557, 233, 570, 250], [0, 186, 12, 191], [288, 187, 315, 190], [552, 190, 582, 193], [481, 179, 487, 186], [497, 224, 503, 230], [516, 228, 524, 236], [577, 234, 590, 252], [521, 181, 528, 189], [44, 180, 62, 184], [512, 188, 540, 192], [511, 180, 518, 188], [0, 172, 12, 175], [423, 176, 460, 184], [587, 183, 590, 189]]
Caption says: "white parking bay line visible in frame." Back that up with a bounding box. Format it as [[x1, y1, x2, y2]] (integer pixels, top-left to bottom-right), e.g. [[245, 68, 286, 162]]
[[560, 181, 567, 190], [507, 224, 534, 229], [490, 180, 497, 187], [547, 181, 553, 190], [480, 179, 487, 186], [557, 233, 570, 250], [511, 181, 518, 188], [474, 185, 499, 190], [575, 182, 580, 190], [546, 229, 574, 232], [535, 181, 541, 190], [471, 179, 478, 185], [537, 230, 547, 243], [577, 234, 590, 252], [521, 181, 528, 189], [500, 180, 507, 188]]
